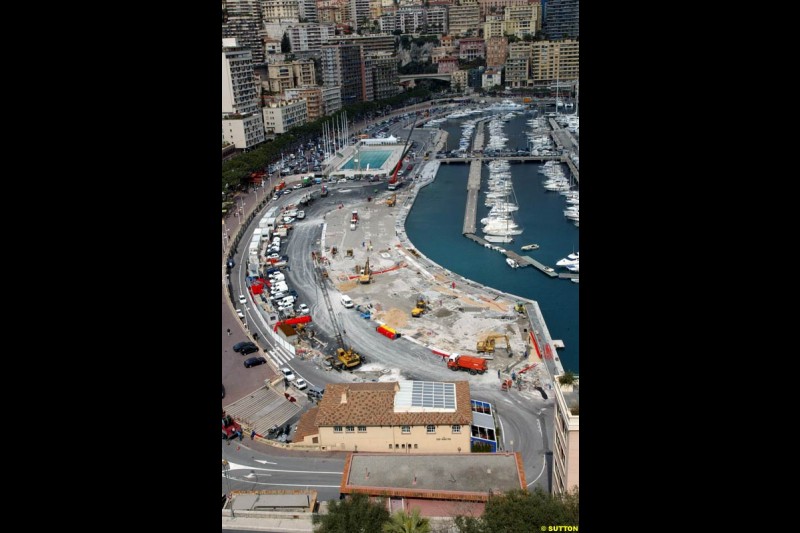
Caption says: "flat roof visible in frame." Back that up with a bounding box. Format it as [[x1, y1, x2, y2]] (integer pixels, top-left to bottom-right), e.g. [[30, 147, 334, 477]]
[[341, 453, 526, 502]]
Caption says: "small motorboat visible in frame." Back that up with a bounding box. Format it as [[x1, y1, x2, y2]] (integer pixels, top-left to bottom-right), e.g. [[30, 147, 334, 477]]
[[521, 244, 540, 251], [506, 258, 520, 268], [571, 278, 579, 284]]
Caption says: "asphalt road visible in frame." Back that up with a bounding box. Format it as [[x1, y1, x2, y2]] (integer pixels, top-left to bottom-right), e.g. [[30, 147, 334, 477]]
[[222, 440, 345, 501]]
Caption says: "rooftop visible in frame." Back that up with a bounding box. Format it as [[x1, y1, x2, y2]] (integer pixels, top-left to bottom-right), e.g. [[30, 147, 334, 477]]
[[315, 381, 472, 427], [342, 453, 526, 502]]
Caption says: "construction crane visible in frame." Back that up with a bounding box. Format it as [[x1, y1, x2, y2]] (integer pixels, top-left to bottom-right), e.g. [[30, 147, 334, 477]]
[[476, 333, 511, 354], [358, 256, 372, 284], [388, 112, 418, 191], [313, 254, 362, 369]]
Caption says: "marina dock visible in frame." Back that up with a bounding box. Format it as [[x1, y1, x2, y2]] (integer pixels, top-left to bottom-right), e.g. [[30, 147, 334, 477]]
[[438, 154, 563, 164], [462, 233, 558, 278], [557, 272, 579, 279], [462, 159, 482, 234]]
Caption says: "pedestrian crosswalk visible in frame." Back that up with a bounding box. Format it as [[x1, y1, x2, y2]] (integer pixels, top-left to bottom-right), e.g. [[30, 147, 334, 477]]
[[267, 348, 295, 366]]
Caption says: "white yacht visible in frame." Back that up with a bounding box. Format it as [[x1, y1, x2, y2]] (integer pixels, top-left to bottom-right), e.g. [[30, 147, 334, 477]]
[[506, 258, 520, 268]]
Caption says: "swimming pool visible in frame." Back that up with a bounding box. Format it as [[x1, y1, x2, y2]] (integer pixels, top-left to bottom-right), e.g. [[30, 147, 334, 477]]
[[340, 150, 393, 170]]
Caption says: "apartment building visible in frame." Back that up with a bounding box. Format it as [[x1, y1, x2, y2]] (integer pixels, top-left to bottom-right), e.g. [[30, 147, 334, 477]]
[[485, 36, 508, 67], [552, 374, 579, 495], [448, 2, 481, 37], [286, 22, 335, 52], [543, 0, 578, 40], [530, 39, 578, 83], [458, 37, 485, 60], [262, 99, 308, 134], [266, 59, 316, 92], [222, 41, 265, 149]]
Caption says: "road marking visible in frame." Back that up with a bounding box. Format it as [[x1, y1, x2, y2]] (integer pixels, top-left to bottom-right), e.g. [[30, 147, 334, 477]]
[[537, 419, 542, 436], [224, 460, 342, 475], [527, 459, 547, 487], [254, 459, 277, 465]]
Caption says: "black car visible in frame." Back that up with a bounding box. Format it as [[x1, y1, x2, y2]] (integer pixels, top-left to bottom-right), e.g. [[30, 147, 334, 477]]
[[240, 344, 259, 355], [244, 356, 267, 368], [233, 341, 257, 353]]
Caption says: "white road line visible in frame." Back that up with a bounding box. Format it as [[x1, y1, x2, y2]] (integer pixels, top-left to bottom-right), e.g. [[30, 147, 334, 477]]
[[527, 459, 547, 487]]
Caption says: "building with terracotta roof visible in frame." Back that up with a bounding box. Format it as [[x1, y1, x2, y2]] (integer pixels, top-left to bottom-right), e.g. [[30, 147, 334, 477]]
[[294, 381, 473, 453]]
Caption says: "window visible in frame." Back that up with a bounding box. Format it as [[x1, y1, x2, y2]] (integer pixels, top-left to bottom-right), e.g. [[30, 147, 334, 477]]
[[414, 443, 418, 449], [452, 425, 461, 434], [357, 426, 367, 433], [333, 426, 342, 433], [426, 425, 436, 434], [401, 443, 406, 449], [401, 426, 411, 434], [345, 426, 355, 433], [389, 444, 393, 449]]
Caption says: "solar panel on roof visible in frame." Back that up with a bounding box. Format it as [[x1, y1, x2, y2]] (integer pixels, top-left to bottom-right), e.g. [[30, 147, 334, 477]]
[[411, 381, 455, 409]]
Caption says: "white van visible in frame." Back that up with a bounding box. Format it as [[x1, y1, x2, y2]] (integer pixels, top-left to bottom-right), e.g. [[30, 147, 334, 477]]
[[281, 295, 296, 306], [341, 295, 354, 308]]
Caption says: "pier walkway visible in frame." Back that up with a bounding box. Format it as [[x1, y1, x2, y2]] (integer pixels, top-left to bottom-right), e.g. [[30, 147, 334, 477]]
[[462, 159, 482, 234], [463, 233, 558, 278]]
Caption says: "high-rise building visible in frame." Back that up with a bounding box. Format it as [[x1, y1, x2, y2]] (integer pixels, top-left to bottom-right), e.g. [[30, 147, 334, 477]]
[[369, 0, 383, 20], [321, 44, 364, 105], [262, 99, 308, 134], [349, 0, 371, 30], [504, 57, 529, 87], [318, 0, 349, 24], [552, 374, 579, 495], [530, 39, 578, 82], [262, 0, 300, 20], [222, 41, 266, 149], [543, 0, 578, 40], [477, 0, 531, 18], [397, 6, 426, 33], [222, 1, 266, 65], [297, 0, 319, 21], [266, 59, 316, 92], [426, 5, 448, 34], [364, 51, 399, 101], [285, 87, 322, 120], [485, 36, 508, 68], [330, 34, 396, 55], [286, 23, 335, 52], [448, 2, 481, 37]]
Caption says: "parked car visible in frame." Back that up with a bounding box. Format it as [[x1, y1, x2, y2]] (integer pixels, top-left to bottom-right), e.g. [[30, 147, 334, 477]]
[[281, 367, 296, 381], [233, 341, 257, 353], [236, 308, 245, 319], [244, 356, 267, 368], [297, 303, 309, 315], [240, 344, 259, 355], [293, 378, 308, 390], [238, 294, 247, 304]]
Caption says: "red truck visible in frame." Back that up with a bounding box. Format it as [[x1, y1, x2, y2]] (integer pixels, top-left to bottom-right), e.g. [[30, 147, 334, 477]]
[[447, 354, 488, 375], [222, 409, 243, 440]]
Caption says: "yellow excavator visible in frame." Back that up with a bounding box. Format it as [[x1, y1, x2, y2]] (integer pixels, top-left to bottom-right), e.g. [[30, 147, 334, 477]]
[[359, 257, 372, 284], [476, 333, 510, 354], [386, 193, 396, 207], [411, 296, 426, 317], [514, 302, 527, 315]]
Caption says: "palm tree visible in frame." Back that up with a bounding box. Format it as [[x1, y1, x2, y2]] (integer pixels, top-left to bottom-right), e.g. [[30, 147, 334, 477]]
[[382, 509, 431, 533]]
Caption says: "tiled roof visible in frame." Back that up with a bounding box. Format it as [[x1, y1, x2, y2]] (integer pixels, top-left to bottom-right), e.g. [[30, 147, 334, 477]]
[[315, 381, 472, 427], [293, 406, 320, 442]]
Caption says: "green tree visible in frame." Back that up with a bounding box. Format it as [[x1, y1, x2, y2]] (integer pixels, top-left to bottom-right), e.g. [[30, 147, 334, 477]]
[[313, 493, 390, 533], [454, 488, 579, 533], [281, 33, 291, 53], [382, 508, 431, 533]]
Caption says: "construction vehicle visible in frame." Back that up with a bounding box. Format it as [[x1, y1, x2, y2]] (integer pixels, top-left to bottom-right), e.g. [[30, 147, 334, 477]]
[[222, 409, 243, 440], [447, 354, 488, 375], [313, 253, 362, 369], [476, 333, 510, 354], [386, 193, 396, 207], [514, 302, 527, 315], [388, 112, 418, 191], [411, 295, 426, 317], [358, 257, 372, 284]]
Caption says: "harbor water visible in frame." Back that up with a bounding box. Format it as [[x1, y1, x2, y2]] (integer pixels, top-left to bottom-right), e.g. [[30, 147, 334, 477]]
[[406, 112, 579, 373]]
